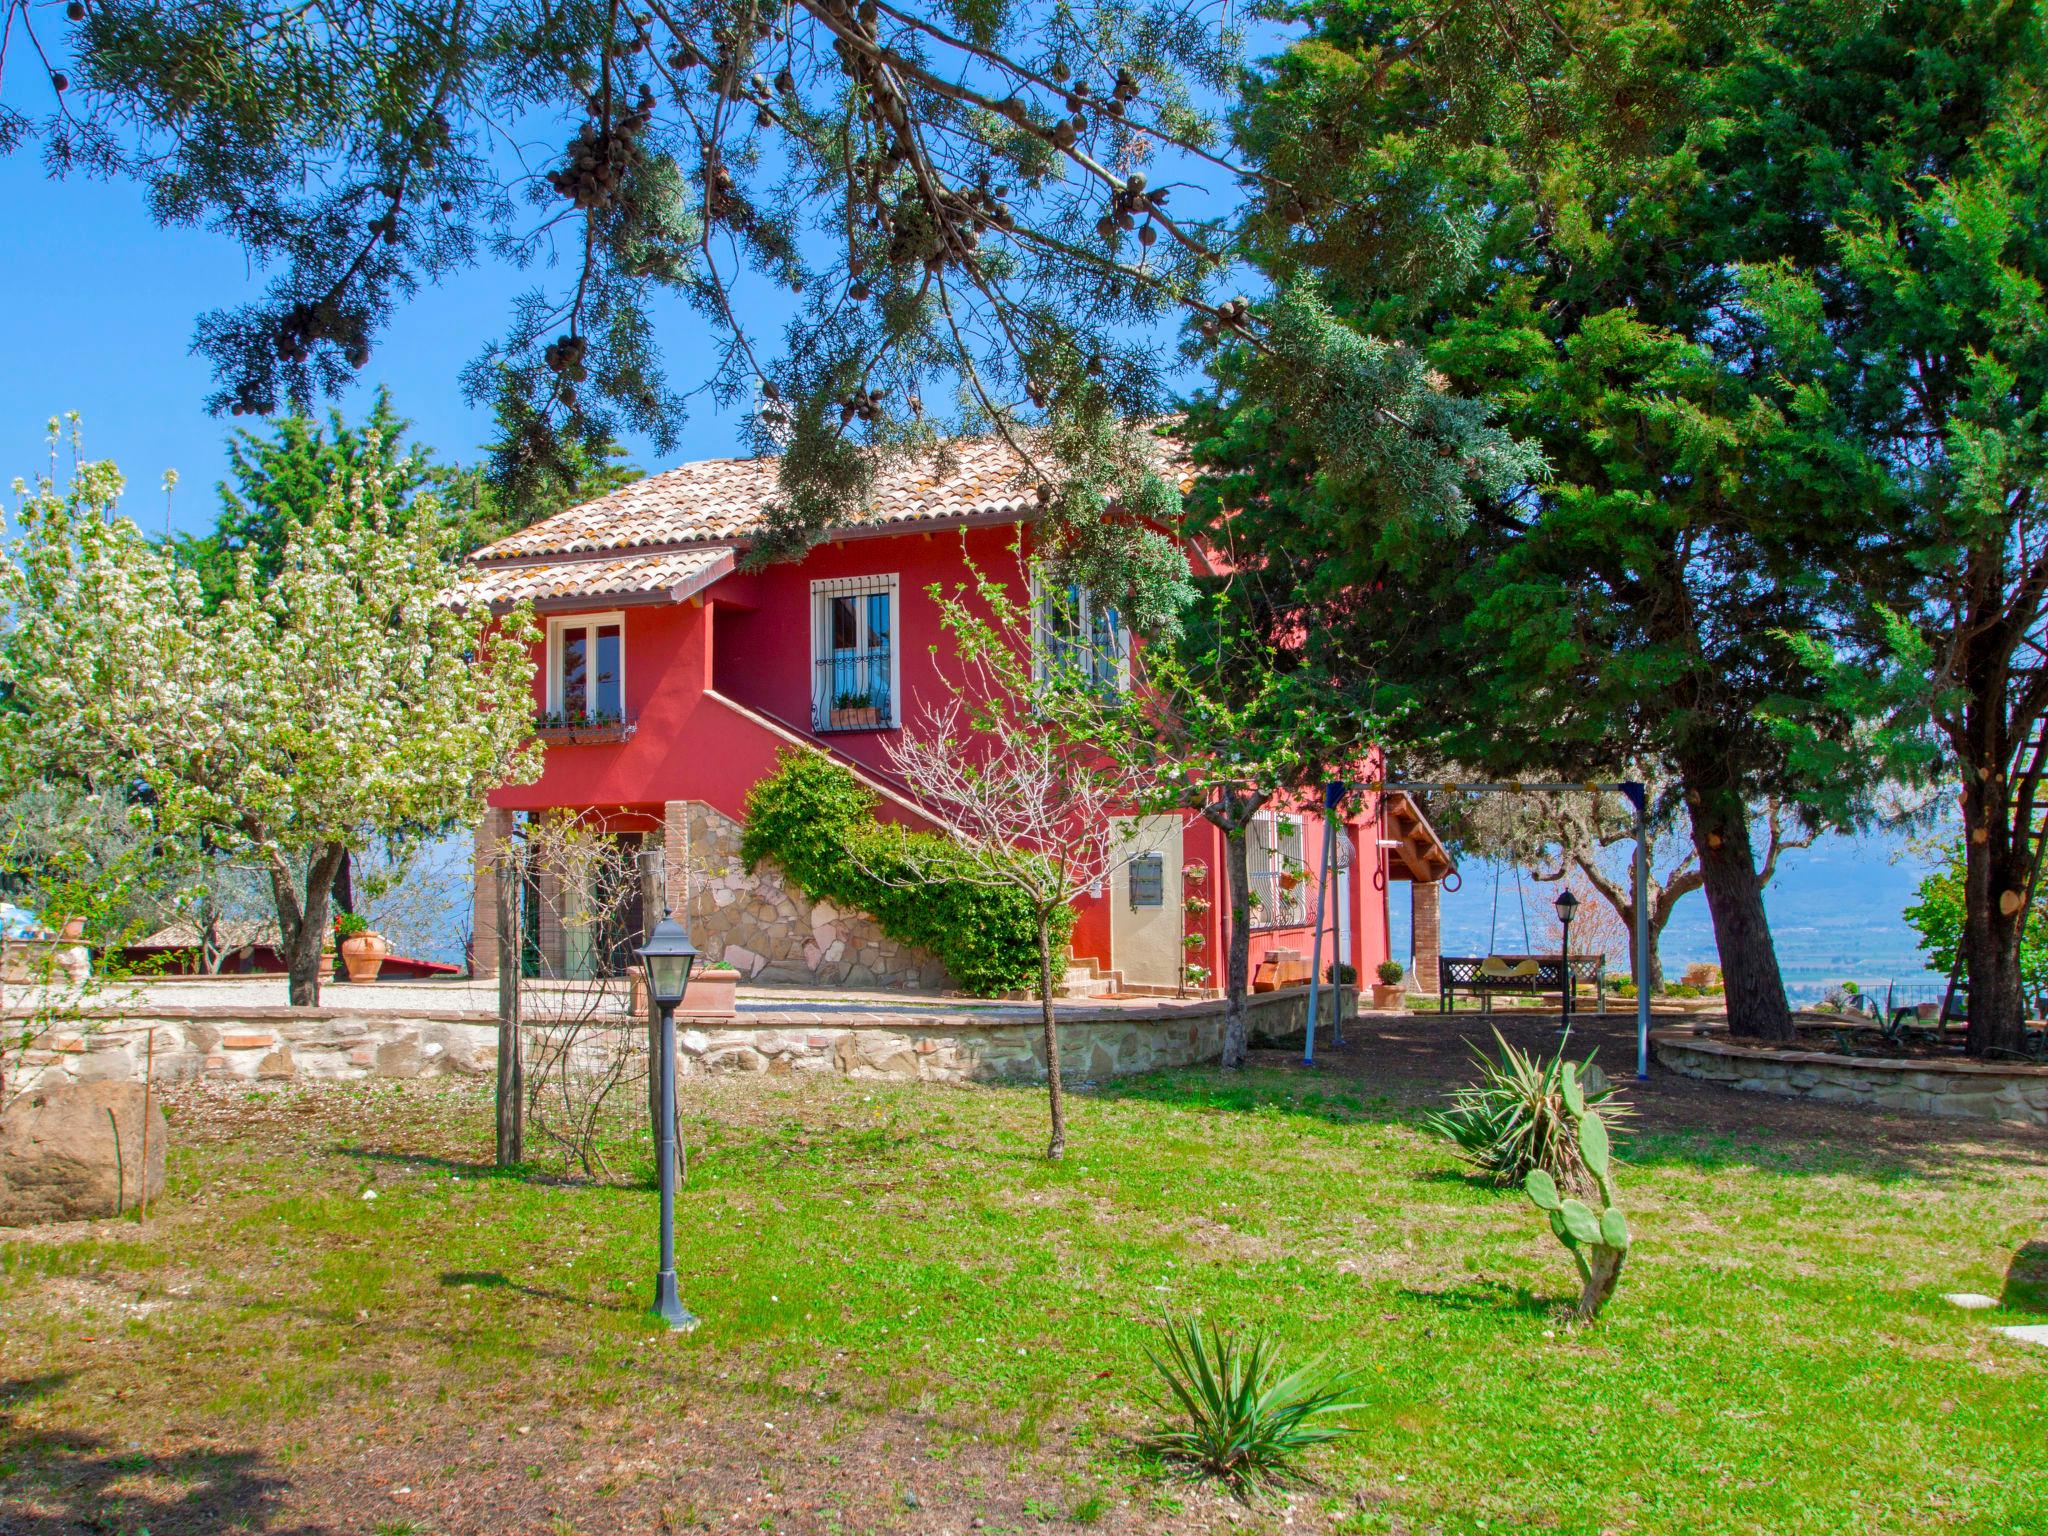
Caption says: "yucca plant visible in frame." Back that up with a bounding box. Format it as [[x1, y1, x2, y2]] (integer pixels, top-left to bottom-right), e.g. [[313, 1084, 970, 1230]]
[[1140, 1319, 1364, 1493], [1422, 1028, 1633, 1190]]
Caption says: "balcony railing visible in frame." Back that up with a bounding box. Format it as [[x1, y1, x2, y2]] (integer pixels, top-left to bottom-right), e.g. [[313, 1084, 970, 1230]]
[[532, 710, 636, 745], [813, 651, 894, 733]]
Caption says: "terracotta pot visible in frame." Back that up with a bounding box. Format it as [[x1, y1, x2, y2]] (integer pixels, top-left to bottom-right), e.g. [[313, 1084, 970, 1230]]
[[683, 970, 740, 1017], [56, 915, 86, 942], [1370, 982, 1406, 1010], [339, 930, 389, 983], [628, 966, 740, 1018]]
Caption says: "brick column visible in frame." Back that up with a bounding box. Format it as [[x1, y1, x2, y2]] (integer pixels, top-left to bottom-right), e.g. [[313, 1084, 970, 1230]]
[[663, 800, 690, 920], [469, 807, 515, 977], [1411, 879, 1442, 995]]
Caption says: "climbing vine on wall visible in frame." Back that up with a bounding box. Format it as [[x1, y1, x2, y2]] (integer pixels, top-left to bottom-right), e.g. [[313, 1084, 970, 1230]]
[[740, 750, 1072, 997]]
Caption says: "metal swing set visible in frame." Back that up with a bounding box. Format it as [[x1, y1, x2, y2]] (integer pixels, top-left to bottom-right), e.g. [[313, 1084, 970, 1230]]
[[1300, 779, 1654, 1081]]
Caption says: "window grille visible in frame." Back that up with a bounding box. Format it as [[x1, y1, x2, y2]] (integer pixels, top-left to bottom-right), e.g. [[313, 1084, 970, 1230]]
[[1128, 853, 1166, 909], [1034, 581, 1127, 691], [813, 575, 896, 732], [1248, 814, 1309, 928]]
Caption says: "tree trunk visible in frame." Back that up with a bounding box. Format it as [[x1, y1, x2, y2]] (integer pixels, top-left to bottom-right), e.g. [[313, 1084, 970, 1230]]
[[1037, 916, 1065, 1160], [331, 849, 355, 917], [1605, 886, 1671, 997], [1683, 785, 1793, 1042], [1594, 894, 1666, 999], [1961, 779, 2030, 1057], [1221, 819, 1253, 1070], [271, 843, 347, 1008]]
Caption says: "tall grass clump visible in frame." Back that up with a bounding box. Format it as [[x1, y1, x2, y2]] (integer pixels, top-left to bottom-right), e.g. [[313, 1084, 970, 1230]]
[[1140, 1319, 1363, 1493]]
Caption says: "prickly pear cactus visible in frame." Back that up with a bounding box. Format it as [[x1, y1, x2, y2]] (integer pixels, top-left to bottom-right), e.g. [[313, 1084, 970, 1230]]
[[1523, 1062, 1630, 1322]]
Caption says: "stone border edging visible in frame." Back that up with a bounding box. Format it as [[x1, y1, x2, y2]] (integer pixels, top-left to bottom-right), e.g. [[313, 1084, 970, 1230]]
[[1651, 1027, 2048, 1127], [9, 987, 1343, 1091]]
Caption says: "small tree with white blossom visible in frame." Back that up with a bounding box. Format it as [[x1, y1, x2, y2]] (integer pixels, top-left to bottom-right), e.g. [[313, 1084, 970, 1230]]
[[0, 442, 541, 1005]]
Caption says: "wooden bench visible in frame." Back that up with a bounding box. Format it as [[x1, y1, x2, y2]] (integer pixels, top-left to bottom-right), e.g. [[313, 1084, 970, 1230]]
[[1439, 954, 1605, 1014]]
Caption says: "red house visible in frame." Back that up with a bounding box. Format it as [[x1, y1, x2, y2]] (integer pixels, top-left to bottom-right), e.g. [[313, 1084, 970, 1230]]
[[458, 437, 1451, 996]]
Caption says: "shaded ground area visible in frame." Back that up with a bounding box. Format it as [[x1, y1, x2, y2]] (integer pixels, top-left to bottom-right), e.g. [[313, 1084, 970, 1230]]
[[4, 1011, 2046, 1536], [1258, 1008, 2048, 1176]]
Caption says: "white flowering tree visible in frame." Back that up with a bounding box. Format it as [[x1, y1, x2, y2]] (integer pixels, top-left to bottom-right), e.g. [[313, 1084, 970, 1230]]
[[0, 451, 541, 1005]]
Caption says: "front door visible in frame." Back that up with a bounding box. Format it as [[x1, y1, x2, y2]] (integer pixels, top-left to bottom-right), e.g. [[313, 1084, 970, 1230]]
[[1109, 815, 1184, 989]]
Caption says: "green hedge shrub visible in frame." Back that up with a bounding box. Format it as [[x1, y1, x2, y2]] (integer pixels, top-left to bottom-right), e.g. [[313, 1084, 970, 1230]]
[[740, 748, 1072, 997]]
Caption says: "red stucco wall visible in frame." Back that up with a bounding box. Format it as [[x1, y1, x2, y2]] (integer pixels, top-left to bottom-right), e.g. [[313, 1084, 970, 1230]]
[[487, 520, 1401, 986]]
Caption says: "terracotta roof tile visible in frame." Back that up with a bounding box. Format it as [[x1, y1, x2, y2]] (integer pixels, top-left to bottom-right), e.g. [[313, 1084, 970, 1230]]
[[474, 436, 1048, 561], [453, 545, 735, 607], [458, 431, 1192, 609]]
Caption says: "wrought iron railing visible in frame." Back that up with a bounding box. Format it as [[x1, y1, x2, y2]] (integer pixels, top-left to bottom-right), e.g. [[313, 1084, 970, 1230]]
[[813, 650, 893, 732], [1247, 868, 1310, 929], [531, 709, 636, 745]]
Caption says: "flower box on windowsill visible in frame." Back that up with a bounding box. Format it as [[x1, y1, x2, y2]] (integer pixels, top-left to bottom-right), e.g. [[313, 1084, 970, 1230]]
[[532, 714, 636, 745], [827, 705, 883, 731]]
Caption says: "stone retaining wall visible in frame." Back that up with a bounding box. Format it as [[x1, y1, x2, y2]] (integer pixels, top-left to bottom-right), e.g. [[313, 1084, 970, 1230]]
[[1651, 1028, 2048, 1127], [678, 801, 953, 990], [10, 988, 1347, 1093]]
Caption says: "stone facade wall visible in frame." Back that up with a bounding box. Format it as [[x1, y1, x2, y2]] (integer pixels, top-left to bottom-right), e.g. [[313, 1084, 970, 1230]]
[[1652, 1029, 2048, 1127], [9, 989, 1336, 1093], [677, 800, 951, 989], [12, 1009, 507, 1089]]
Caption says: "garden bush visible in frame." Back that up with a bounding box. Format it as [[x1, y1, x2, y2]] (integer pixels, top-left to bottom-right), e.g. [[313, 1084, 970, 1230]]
[[740, 749, 1071, 996]]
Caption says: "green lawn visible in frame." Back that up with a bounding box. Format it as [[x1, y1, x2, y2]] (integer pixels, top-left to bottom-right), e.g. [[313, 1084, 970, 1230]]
[[3, 1026, 2045, 1534]]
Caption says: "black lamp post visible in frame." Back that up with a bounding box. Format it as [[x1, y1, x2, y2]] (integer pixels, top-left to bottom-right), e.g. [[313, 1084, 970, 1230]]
[[637, 909, 700, 1332], [1554, 888, 1579, 1031]]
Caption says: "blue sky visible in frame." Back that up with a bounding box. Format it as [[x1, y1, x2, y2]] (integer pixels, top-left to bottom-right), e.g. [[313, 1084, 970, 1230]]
[[0, 152, 779, 537]]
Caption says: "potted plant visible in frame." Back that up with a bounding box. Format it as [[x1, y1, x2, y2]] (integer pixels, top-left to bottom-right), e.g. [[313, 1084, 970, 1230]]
[[827, 689, 882, 730], [1371, 959, 1406, 1010], [335, 911, 390, 983], [533, 707, 635, 744]]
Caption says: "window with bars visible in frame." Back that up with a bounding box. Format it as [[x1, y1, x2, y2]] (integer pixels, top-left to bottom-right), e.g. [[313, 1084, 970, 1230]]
[[1248, 813, 1309, 928], [812, 575, 896, 732], [1033, 581, 1128, 691]]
